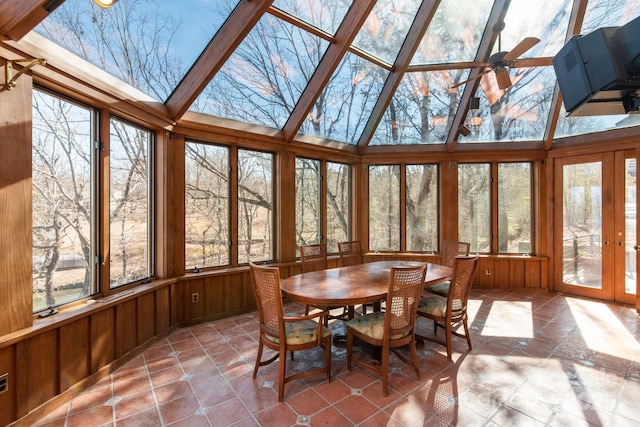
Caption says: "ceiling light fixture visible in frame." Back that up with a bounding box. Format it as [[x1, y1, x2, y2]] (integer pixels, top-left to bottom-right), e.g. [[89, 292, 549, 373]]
[[93, 0, 119, 8]]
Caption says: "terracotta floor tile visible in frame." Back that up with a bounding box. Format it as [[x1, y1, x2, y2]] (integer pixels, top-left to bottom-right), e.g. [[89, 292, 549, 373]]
[[25, 291, 640, 427]]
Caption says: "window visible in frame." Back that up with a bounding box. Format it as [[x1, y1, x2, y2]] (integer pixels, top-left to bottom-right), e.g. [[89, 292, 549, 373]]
[[238, 149, 274, 264], [498, 163, 532, 253], [458, 163, 491, 253], [296, 158, 321, 250], [458, 162, 533, 254], [109, 118, 152, 287], [326, 162, 350, 253], [406, 164, 439, 252], [369, 165, 400, 251], [32, 89, 96, 311], [185, 143, 230, 269]]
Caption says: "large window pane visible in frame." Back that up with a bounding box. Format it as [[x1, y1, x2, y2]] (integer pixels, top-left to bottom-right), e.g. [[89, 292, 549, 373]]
[[110, 118, 151, 287], [458, 164, 490, 252], [498, 163, 532, 253], [326, 162, 350, 253], [32, 90, 95, 311], [369, 165, 400, 251], [296, 158, 321, 251], [238, 149, 273, 264], [185, 143, 230, 269], [406, 164, 438, 252]]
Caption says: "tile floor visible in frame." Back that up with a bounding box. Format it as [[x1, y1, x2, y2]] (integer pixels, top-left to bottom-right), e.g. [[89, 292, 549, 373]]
[[31, 289, 640, 427]]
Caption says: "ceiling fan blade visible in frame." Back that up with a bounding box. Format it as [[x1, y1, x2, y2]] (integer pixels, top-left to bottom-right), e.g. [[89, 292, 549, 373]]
[[502, 37, 540, 62], [451, 69, 492, 89], [495, 67, 512, 90]]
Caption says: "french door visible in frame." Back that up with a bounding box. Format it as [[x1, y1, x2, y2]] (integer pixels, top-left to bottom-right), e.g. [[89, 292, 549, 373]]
[[555, 150, 638, 305]]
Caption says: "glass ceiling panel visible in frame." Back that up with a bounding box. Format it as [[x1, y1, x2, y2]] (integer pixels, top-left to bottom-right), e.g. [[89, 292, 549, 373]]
[[270, 0, 352, 36], [352, 0, 422, 65], [411, 0, 494, 65], [459, 66, 556, 143], [191, 14, 329, 130], [297, 52, 388, 144], [492, 0, 573, 58], [35, 0, 239, 102], [553, 0, 640, 139], [370, 71, 463, 145]]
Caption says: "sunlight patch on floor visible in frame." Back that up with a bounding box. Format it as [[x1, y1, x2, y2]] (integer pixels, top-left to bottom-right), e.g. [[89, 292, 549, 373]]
[[480, 300, 534, 338]]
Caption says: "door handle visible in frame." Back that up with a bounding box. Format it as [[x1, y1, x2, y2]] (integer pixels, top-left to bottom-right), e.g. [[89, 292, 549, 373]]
[[603, 240, 610, 245], [617, 241, 624, 247]]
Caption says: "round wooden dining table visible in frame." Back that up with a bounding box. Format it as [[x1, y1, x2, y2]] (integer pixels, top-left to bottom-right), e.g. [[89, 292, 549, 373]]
[[280, 260, 452, 310]]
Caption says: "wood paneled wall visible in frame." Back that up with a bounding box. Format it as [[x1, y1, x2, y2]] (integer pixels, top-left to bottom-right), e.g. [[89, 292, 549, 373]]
[[0, 282, 176, 427]]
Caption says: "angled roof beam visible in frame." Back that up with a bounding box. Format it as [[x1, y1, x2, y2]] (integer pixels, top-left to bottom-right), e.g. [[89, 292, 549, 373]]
[[281, 1, 378, 141], [544, 0, 588, 150], [356, 0, 441, 155], [165, 0, 274, 120], [446, 0, 511, 153]]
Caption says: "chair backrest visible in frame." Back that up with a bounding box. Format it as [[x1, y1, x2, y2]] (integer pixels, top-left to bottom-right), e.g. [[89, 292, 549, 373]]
[[447, 256, 478, 317], [442, 240, 471, 268], [249, 263, 284, 339], [385, 265, 427, 336], [300, 243, 327, 273], [338, 241, 362, 267]]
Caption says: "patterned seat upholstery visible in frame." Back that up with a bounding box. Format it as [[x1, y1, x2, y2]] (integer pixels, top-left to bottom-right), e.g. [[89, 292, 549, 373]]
[[417, 255, 478, 362], [346, 264, 426, 396], [249, 262, 332, 402]]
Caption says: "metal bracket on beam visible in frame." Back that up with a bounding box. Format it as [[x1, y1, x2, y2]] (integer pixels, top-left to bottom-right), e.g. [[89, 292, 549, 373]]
[[2, 58, 46, 91]]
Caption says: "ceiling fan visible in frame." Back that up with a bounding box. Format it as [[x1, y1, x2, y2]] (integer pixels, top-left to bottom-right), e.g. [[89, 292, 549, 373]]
[[452, 28, 540, 90]]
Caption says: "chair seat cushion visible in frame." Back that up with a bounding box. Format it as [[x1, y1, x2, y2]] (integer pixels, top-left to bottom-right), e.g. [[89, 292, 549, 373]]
[[346, 312, 408, 340], [426, 280, 450, 297], [418, 295, 464, 317], [265, 319, 331, 345], [418, 294, 448, 317]]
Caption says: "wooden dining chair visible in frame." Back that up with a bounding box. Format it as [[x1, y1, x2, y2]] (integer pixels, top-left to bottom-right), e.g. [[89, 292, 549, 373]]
[[300, 243, 348, 322], [346, 264, 427, 396], [338, 241, 363, 267], [249, 262, 332, 402], [425, 240, 470, 297], [416, 255, 478, 362]]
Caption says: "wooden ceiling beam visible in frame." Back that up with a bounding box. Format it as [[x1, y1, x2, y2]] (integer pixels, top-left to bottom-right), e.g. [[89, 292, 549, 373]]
[[0, 0, 57, 41], [281, 0, 378, 141], [165, 0, 274, 120], [356, 0, 442, 155]]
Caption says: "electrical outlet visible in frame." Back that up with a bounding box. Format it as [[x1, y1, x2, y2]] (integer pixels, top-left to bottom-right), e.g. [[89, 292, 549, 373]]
[[485, 269, 491, 276], [0, 373, 8, 394], [191, 292, 199, 303]]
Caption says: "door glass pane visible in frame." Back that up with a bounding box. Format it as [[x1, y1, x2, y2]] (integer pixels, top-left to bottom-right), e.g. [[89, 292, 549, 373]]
[[458, 163, 491, 253], [238, 149, 273, 264], [326, 162, 350, 254], [185, 143, 230, 269], [32, 90, 95, 311], [296, 158, 321, 253], [626, 158, 637, 294], [110, 119, 151, 287], [369, 165, 400, 251], [406, 164, 438, 252], [562, 162, 602, 289]]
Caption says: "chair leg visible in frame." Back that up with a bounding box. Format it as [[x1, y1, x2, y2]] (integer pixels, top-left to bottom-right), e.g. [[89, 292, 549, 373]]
[[381, 342, 390, 397], [433, 320, 438, 335], [346, 329, 353, 372], [324, 335, 332, 383], [463, 318, 472, 350], [278, 348, 287, 402], [409, 338, 421, 380], [253, 340, 264, 378]]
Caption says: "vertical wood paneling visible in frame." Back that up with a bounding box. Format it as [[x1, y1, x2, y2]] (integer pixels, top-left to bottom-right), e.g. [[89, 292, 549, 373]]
[[0, 345, 16, 426], [16, 330, 57, 416], [204, 277, 225, 317], [0, 64, 32, 336], [509, 259, 525, 288], [155, 287, 171, 333], [494, 258, 510, 288], [116, 300, 137, 358], [226, 274, 243, 312], [189, 279, 206, 320], [476, 258, 494, 288], [137, 293, 156, 345], [59, 318, 89, 392], [525, 259, 542, 288], [90, 308, 115, 373]]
